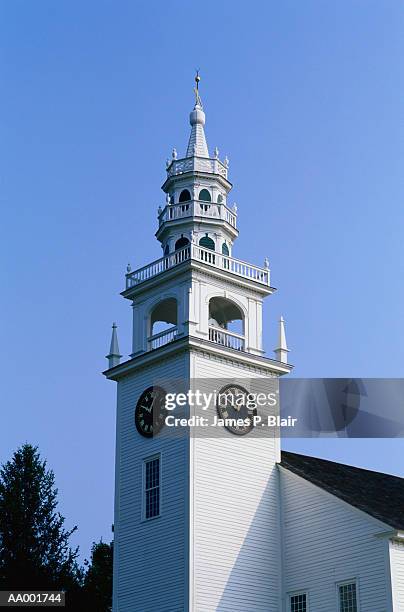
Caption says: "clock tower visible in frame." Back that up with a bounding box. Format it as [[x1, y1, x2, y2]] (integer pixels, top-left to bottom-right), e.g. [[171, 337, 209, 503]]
[[104, 75, 292, 612]]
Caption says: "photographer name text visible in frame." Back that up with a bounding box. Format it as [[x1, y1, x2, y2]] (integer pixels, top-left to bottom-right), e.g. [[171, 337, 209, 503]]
[[165, 415, 297, 428]]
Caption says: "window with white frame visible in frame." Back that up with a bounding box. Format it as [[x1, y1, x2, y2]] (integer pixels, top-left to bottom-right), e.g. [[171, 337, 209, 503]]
[[338, 581, 358, 612], [143, 455, 161, 519], [289, 592, 307, 612]]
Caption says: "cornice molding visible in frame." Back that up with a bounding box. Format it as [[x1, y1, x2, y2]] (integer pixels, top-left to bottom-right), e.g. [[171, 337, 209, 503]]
[[103, 335, 292, 381], [122, 259, 275, 300]]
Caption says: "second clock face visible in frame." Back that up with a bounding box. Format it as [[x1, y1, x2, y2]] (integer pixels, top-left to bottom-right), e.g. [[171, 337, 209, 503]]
[[217, 384, 257, 436], [135, 386, 167, 438]]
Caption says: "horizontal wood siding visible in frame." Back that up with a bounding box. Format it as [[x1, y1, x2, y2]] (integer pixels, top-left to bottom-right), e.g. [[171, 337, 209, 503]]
[[191, 353, 281, 611], [390, 540, 404, 611], [114, 353, 189, 612], [280, 467, 391, 612]]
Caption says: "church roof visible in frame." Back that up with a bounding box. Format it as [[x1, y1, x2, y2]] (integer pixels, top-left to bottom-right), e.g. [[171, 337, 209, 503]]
[[280, 451, 404, 530], [186, 102, 209, 158]]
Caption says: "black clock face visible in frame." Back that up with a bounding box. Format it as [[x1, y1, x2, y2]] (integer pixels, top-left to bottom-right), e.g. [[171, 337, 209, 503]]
[[135, 386, 167, 438], [217, 384, 257, 436]]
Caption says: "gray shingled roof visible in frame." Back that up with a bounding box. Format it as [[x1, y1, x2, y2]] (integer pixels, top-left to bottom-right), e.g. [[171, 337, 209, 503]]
[[280, 451, 404, 530]]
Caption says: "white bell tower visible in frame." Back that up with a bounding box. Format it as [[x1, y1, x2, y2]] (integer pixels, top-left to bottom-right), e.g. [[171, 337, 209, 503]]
[[104, 74, 292, 612]]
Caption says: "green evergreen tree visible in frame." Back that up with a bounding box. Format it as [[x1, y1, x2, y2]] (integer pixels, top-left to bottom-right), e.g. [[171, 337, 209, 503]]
[[83, 540, 113, 611], [0, 444, 82, 594]]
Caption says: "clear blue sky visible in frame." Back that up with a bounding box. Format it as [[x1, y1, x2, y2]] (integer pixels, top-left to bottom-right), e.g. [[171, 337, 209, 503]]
[[1, 1, 404, 559]]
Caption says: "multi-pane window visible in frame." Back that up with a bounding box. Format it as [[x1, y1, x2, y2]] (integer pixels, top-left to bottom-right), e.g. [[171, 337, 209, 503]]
[[338, 582, 358, 612], [144, 456, 160, 519], [290, 592, 307, 612]]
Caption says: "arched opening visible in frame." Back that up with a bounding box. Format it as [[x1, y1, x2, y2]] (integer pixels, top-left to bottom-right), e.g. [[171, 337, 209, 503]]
[[199, 234, 216, 264], [175, 236, 190, 250], [149, 298, 178, 349], [208, 297, 244, 350], [199, 235, 215, 250], [199, 189, 211, 202], [209, 297, 243, 334], [179, 189, 191, 202]]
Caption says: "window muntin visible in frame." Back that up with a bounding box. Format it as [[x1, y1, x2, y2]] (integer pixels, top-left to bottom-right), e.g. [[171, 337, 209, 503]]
[[144, 456, 161, 519], [338, 581, 358, 612], [290, 592, 307, 612]]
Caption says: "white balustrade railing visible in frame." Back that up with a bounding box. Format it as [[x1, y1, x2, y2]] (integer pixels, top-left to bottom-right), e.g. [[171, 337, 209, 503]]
[[208, 326, 245, 351], [224, 207, 237, 227], [148, 326, 178, 350], [158, 200, 237, 229], [163, 201, 193, 222], [126, 244, 270, 289], [167, 156, 228, 179]]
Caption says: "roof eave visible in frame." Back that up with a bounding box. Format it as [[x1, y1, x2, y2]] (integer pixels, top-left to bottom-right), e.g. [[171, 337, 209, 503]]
[[162, 171, 233, 193]]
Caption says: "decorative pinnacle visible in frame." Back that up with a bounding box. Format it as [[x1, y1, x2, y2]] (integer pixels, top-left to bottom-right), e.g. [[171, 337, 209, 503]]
[[274, 316, 290, 364], [106, 322, 122, 368]]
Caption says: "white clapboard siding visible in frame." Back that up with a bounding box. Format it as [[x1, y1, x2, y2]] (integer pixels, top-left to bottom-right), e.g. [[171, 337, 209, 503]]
[[390, 540, 404, 611], [191, 352, 281, 611], [114, 352, 189, 612], [190, 349, 275, 379], [280, 466, 392, 612]]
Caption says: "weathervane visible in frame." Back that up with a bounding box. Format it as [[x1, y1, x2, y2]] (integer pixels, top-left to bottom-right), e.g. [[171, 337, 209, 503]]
[[194, 69, 202, 107]]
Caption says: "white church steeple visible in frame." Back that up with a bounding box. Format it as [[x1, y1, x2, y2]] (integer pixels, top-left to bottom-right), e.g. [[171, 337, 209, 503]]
[[105, 75, 292, 366], [111, 75, 294, 362], [104, 77, 293, 612]]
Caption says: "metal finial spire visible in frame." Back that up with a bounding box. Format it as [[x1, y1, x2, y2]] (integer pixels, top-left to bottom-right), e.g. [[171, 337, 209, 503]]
[[194, 69, 202, 107], [186, 70, 208, 157]]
